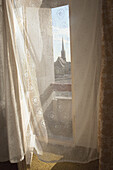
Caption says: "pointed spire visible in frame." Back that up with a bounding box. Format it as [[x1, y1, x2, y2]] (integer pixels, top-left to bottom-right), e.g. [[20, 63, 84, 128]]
[[61, 37, 66, 61], [62, 37, 64, 51]]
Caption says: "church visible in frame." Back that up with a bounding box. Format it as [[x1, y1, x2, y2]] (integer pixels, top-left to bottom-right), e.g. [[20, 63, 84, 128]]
[[54, 38, 71, 80]]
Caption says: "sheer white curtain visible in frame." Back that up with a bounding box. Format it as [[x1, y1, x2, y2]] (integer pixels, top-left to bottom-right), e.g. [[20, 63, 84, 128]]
[[0, 0, 102, 165]]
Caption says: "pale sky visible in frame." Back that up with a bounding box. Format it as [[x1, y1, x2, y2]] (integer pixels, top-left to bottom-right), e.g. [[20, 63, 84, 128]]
[[52, 5, 71, 62]]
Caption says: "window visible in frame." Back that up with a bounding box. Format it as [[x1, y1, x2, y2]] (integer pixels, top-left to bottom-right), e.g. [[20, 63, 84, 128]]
[[15, 2, 74, 146]]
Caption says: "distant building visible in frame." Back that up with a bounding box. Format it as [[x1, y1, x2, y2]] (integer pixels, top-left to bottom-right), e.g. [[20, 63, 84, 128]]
[[54, 38, 71, 80]]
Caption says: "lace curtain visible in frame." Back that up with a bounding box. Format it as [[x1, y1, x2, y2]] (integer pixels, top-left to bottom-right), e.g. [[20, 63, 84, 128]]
[[0, 0, 102, 166]]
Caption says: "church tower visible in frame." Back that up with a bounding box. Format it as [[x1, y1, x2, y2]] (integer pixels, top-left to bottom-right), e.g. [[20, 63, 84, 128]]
[[61, 37, 66, 61]]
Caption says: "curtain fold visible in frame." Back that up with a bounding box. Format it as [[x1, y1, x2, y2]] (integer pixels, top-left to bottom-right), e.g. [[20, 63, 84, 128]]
[[0, 0, 102, 165], [99, 0, 113, 170], [0, 0, 113, 169], [70, 0, 102, 149], [1, 0, 48, 164]]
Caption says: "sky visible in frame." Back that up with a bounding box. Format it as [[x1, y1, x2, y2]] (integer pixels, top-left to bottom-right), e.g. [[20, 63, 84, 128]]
[[52, 5, 71, 62]]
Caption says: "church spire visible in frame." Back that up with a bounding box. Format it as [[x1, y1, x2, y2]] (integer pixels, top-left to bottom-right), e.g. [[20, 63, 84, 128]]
[[61, 37, 66, 61], [62, 37, 64, 51]]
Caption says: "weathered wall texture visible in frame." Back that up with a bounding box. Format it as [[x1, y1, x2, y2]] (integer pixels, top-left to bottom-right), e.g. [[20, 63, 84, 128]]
[[0, 4, 9, 162]]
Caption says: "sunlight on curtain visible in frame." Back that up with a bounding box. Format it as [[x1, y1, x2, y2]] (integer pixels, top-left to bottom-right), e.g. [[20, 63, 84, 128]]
[[0, 0, 101, 165]]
